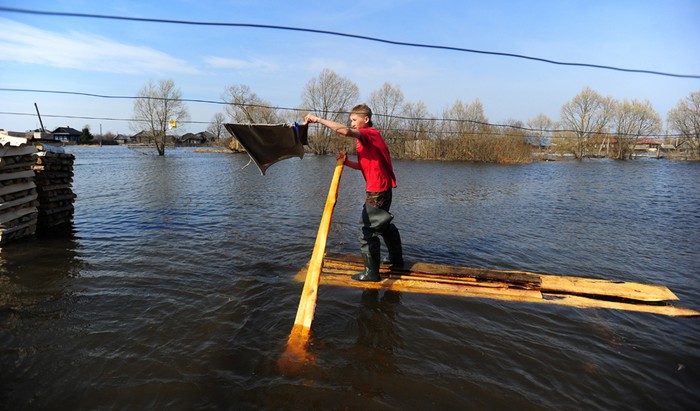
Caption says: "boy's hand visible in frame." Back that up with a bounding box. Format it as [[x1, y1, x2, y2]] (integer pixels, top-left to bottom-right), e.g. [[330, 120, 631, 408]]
[[335, 152, 347, 161], [304, 113, 320, 124]]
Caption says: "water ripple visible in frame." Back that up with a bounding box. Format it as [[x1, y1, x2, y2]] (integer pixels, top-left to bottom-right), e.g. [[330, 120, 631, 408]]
[[1, 147, 698, 410]]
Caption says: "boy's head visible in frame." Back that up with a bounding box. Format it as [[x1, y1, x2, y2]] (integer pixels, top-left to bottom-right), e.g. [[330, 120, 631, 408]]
[[350, 104, 373, 128]]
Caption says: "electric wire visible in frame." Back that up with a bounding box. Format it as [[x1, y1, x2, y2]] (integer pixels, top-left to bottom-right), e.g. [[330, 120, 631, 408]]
[[1, 6, 699, 79], [0, 87, 661, 137], [0, 87, 686, 139]]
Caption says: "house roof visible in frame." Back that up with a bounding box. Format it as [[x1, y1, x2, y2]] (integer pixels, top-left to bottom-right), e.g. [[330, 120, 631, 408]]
[[636, 138, 662, 145], [52, 126, 82, 136], [179, 131, 214, 141]]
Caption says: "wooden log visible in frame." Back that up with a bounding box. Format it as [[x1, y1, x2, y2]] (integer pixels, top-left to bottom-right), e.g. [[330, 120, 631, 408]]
[[34, 183, 71, 192], [37, 204, 75, 214], [37, 192, 76, 202], [281, 155, 346, 367]]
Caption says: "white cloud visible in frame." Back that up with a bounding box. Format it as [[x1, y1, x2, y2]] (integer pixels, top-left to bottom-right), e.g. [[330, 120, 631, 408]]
[[204, 56, 278, 71], [0, 18, 199, 75]]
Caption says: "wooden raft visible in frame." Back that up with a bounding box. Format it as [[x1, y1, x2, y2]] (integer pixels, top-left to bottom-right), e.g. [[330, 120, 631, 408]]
[[295, 253, 698, 317]]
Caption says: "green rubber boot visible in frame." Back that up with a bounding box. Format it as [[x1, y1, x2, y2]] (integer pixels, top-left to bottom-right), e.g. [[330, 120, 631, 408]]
[[352, 251, 381, 282]]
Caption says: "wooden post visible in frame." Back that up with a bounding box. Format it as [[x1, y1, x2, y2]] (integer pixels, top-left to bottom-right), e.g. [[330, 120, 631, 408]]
[[279, 154, 345, 368]]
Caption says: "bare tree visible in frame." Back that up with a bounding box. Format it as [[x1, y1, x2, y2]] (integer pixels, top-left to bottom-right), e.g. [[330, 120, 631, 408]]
[[441, 99, 488, 135], [369, 82, 404, 141], [205, 112, 237, 150], [207, 112, 226, 138], [612, 99, 662, 159], [401, 100, 436, 158], [560, 87, 615, 159], [667, 91, 700, 158], [131, 79, 190, 156], [527, 113, 555, 131], [527, 113, 556, 152], [301, 69, 359, 154], [438, 99, 489, 159], [223, 84, 280, 124]]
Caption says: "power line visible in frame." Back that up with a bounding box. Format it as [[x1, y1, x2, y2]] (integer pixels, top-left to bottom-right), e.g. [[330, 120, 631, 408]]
[[0, 87, 685, 138], [0, 103, 684, 140], [0, 87, 605, 135], [2, 107, 680, 140], [0, 111, 210, 125], [1, 6, 699, 79]]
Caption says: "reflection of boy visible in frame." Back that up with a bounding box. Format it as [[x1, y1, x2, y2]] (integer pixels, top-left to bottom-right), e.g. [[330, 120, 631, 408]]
[[305, 104, 403, 282]]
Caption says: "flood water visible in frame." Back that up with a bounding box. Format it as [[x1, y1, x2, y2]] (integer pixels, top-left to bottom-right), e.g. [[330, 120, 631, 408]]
[[1, 145, 699, 410]]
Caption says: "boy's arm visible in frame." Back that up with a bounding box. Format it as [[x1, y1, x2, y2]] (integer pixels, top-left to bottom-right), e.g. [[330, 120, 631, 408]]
[[344, 158, 360, 170], [335, 149, 360, 170], [304, 114, 362, 139]]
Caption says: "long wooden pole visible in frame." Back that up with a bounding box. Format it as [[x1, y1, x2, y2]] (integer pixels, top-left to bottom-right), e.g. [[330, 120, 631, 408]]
[[280, 155, 345, 367]]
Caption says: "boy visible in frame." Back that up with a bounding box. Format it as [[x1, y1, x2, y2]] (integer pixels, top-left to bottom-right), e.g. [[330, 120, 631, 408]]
[[304, 104, 403, 282]]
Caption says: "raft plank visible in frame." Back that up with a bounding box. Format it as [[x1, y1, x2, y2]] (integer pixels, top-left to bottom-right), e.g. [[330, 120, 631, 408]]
[[325, 253, 541, 288], [540, 294, 699, 317], [537, 274, 678, 302], [315, 269, 544, 302], [324, 253, 678, 302]]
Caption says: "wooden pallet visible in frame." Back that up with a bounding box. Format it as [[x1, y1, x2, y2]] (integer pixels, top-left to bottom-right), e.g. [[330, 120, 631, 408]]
[[294, 253, 698, 317]]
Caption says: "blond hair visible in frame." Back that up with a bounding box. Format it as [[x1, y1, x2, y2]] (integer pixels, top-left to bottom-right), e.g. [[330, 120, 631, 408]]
[[351, 104, 373, 127]]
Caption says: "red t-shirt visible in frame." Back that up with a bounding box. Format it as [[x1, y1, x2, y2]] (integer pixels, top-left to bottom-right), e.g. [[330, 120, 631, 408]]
[[356, 127, 397, 192]]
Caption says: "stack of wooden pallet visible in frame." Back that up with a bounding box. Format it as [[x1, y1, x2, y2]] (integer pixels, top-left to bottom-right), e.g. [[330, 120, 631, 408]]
[[0, 139, 39, 244], [32, 144, 76, 230]]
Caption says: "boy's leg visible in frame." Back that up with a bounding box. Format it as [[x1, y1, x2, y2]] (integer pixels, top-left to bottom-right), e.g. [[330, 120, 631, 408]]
[[381, 224, 404, 268], [354, 204, 392, 282]]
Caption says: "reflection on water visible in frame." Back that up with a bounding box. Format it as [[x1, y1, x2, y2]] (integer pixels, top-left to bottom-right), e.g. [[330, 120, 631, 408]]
[[355, 290, 401, 375], [1, 146, 699, 410]]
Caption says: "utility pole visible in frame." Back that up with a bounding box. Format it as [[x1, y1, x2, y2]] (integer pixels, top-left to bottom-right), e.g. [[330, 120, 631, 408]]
[[34, 103, 46, 132]]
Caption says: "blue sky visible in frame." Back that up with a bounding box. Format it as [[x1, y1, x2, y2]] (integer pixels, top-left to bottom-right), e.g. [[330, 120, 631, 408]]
[[1, 0, 699, 135]]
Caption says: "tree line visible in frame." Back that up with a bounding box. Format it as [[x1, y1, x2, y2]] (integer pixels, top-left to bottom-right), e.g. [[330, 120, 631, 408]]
[[130, 69, 700, 161]]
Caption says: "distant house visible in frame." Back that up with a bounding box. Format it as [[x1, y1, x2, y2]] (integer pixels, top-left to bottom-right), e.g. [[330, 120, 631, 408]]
[[177, 131, 214, 146], [660, 143, 676, 153], [115, 134, 137, 145], [525, 133, 552, 152], [51, 126, 82, 142], [132, 130, 154, 144], [634, 138, 662, 152], [633, 138, 663, 158]]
